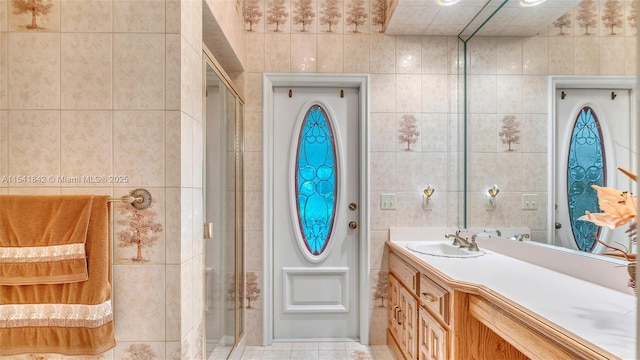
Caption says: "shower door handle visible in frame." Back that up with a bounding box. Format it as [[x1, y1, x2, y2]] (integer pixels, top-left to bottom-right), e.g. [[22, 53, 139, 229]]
[[204, 222, 214, 239]]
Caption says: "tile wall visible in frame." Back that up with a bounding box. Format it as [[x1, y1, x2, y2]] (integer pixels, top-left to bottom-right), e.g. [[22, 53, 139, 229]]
[[0, 0, 205, 359], [465, 0, 637, 241], [239, 0, 638, 346]]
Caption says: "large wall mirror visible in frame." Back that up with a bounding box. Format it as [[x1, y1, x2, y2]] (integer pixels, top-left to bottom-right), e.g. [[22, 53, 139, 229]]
[[203, 49, 245, 360], [459, 0, 638, 256]]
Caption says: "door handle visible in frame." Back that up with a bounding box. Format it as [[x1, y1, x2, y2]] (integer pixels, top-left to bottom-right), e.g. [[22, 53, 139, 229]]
[[349, 221, 358, 229], [555, 222, 562, 229], [204, 222, 214, 239]]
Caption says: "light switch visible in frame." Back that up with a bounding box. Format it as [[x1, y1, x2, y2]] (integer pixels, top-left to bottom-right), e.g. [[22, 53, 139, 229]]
[[522, 194, 538, 210], [380, 194, 396, 210]]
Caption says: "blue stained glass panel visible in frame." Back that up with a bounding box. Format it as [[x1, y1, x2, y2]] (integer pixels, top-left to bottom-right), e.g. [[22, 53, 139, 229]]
[[567, 107, 606, 252], [295, 105, 337, 256]]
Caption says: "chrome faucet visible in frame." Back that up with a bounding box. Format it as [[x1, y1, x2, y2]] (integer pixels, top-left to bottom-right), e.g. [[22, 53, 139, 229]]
[[444, 230, 481, 251], [445, 229, 470, 247]]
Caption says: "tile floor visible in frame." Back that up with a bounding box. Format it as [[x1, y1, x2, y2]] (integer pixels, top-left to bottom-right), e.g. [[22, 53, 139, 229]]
[[237, 342, 395, 360]]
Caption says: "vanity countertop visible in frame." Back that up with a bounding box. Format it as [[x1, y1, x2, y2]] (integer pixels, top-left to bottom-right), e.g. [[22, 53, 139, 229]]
[[388, 237, 637, 360]]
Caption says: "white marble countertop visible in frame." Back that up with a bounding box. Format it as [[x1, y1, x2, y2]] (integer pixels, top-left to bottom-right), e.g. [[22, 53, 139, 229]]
[[388, 230, 637, 360]]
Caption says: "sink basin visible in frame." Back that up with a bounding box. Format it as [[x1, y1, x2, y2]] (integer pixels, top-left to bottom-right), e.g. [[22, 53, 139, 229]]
[[406, 241, 485, 258]]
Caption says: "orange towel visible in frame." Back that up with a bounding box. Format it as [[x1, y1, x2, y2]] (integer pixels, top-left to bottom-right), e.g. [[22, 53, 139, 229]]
[[0, 195, 96, 285], [0, 195, 115, 356]]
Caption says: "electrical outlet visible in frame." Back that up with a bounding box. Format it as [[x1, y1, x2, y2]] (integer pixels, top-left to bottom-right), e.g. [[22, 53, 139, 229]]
[[380, 194, 396, 210], [522, 194, 538, 210]]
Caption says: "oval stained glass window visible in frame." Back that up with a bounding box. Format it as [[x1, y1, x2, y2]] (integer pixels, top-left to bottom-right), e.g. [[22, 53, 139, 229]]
[[294, 105, 338, 256], [567, 107, 606, 252]]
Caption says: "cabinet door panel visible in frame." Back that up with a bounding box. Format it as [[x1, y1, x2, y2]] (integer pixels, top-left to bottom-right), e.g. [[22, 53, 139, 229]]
[[419, 307, 447, 360]]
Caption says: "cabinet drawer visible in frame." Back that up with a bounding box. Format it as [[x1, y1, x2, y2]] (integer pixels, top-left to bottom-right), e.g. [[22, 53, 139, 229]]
[[419, 274, 450, 325], [389, 252, 419, 292]]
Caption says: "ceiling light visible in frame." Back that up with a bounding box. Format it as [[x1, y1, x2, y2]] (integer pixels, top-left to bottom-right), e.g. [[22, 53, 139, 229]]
[[520, 0, 547, 7], [436, 0, 461, 6]]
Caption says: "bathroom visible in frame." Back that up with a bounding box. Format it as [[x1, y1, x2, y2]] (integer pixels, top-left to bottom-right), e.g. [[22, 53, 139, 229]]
[[0, 0, 637, 359]]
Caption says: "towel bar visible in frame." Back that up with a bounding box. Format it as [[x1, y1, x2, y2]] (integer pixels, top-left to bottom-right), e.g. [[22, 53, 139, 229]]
[[107, 188, 152, 210]]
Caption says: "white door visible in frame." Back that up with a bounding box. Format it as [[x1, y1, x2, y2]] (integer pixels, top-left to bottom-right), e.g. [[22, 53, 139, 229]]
[[272, 86, 360, 340], [555, 88, 634, 252]]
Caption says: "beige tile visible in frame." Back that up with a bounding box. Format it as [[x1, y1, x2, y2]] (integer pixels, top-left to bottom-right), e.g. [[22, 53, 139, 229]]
[[0, 33, 6, 109], [245, 33, 266, 72], [265, 33, 291, 72], [522, 75, 547, 114], [0, 111, 6, 179], [181, 188, 194, 261], [166, 34, 181, 111], [318, 34, 343, 72], [181, 37, 202, 120], [8, 33, 60, 109], [343, 0, 369, 34], [291, 0, 317, 33], [180, 259, 195, 333], [522, 153, 547, 192], [493, 152, 523, 191], [165, 111, 181, 187], [370, 113, 396, 151], [245, 309, 263, 346], [192, 189, 204, 255], [113, 187, 165, 265], [113, 266, 166, 341], [9, 0, 59, 31], [395, 191, 422, 227], [467, 152, 497, 192], [0, 0, 7, 31], [7, 110, 60, 183], [114, 34, 165, 110], [191, 255, 205, 328], [113, 111, 165, 187], [246, 231, 263, 272], [61, 0, 112, 32], [245, 151, 263, 191], [370, 152, 395, 191], [61, 33, 112, 110], [395, 151, 421, 190], [114, 0, 165, 33], [395, 35, 421, 74], [370, 74, 395, 112], [192, 120, 204, 188], [421, 114, 448, 153], [600, 36, 626, 75], [369, 34, 394, 73], [181, 0, 194, 45], [291, 33, 317, 72], [421, 36, 448, 75], [496, 37, 522, 75], [166, 0, 180, 33], [318, 350, 347, 360], [421, 152, 448, 192], [421, 75, 448, 113], [244, 190, 263, 231], [468, 36, 497, 75], [264, 0, 291, 33], [522, 37, 548, 75], [165, 341, 181, 360], [467, 75, 496, 114], [549, 37, 574, 75], [468, 114, 497, 153], [244, 111, 263, 152], [395, 74, 420, 113], [114, 342, 166, 360], [181, 113, 194, 187], [344, 34, 369, 73], [369, 230, 388, 271], [521, 113, 547, 153], [496, 75, 523, 114], [60, 111, 112, 185], [165, 188, 181, 264], [624, 36, 636, 75], [573, 37, 600, 75]]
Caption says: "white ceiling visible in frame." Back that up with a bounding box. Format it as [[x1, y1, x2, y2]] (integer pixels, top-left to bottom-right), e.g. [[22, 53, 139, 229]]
[[385, 0, 582, 37]]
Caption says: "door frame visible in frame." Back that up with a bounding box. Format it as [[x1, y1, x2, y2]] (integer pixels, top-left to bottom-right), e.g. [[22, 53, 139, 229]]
[[548, 75, 637, 246], [262, 73, 370, 346]]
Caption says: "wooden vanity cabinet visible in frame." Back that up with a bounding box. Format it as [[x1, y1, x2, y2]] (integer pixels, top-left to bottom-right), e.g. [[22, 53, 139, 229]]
[[388, 252, 449, 360]]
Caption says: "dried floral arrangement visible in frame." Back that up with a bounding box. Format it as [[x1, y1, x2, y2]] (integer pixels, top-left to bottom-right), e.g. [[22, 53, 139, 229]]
[[578, 167, 637, 291]]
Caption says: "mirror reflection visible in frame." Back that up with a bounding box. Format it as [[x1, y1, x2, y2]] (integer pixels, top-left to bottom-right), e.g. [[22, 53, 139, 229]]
[[461, 0, 637, 256]]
